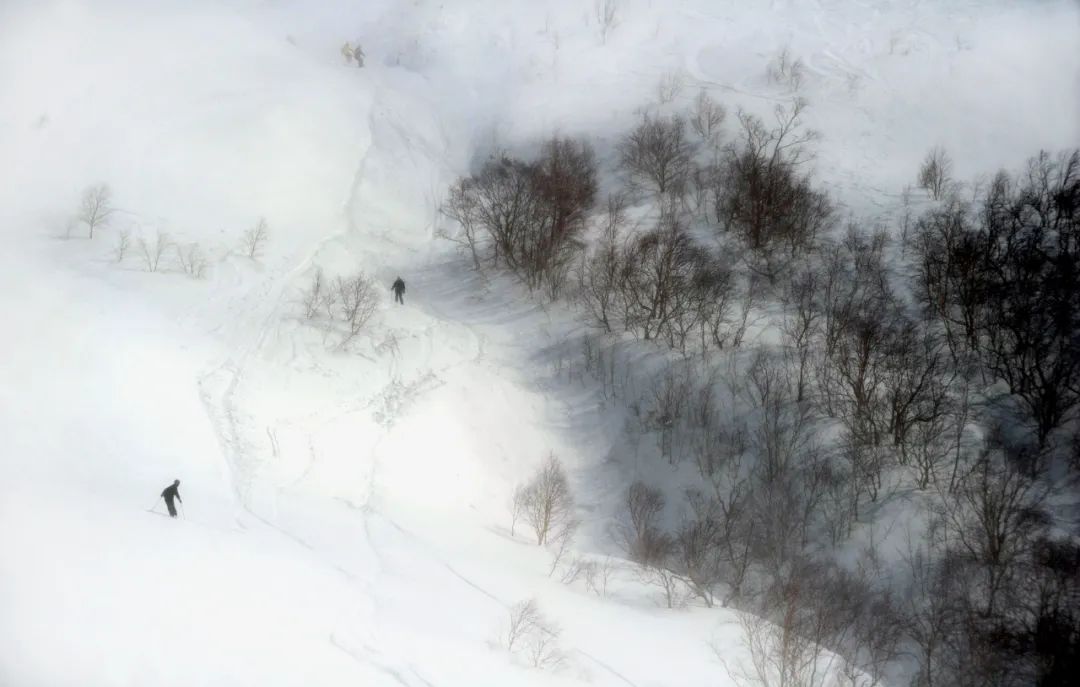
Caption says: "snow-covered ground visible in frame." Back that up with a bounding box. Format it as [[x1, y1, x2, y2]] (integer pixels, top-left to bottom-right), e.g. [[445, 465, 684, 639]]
[[1, 1, 1076, 685]]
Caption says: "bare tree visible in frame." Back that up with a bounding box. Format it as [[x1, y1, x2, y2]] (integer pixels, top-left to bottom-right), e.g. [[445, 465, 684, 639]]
[[619, 215, 717, 349], [516, 454, 576, 545], [902, 540, 964, 687], [942, 435, 1047, 617], [77, 184, 115, 239], [138, 230, 172, 272], [301, 268, 333, 320], [689, 90, 727, 147], [243, 217, 269, 259], [745, 352, 814, 485], [176, 242, 208, 279], [656, 69, 685, 105], [638, 549, 684, 609], [524, 622, 564, 669], [674, 491, 726, 607], [714, 100, 828, 261], [577, 195, 625, 332], [780, 266, 822, 403], [442, 138, 596, 292], [546, 515, 580, 576], [620, 480, 668, 565], [503, 599, 563, 669], [918, 146, 953, 200], [440, 178, 484, 270], [766, 47, 805, 92], [722, 596, 836, 687], [583, 557, 616, 597], [819, 226, 918, 458], [335, 273, 379, 347], [647, 366, 689, 463], [114, 228, 131, 263], [619, 114, 694, 197], [527, 136, 598, 294], [594, 0, 619, 44], [504, 598, 542, 652]]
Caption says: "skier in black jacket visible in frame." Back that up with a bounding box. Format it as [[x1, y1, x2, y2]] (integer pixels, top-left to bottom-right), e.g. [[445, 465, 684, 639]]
[[160, 479, 182, 518], [392, 277, 406, 304]]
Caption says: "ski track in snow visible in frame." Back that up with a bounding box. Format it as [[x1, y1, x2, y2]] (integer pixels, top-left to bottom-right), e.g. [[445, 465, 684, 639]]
[[191, 78, 509, 680]]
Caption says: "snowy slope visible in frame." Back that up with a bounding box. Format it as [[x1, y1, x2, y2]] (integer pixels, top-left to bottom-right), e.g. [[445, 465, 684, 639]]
[[1, 1, 1077, 686]]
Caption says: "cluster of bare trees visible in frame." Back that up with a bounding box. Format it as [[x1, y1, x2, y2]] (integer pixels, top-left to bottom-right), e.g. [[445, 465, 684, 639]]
[[442, 137, 597, 297], [882, 150, 1080, 684], [443, 92, 828, 313], [578, 208, 744, 356], [448, 90, 1078, 681], [300, 267, 380, 348], [73, 185, 273, 279], [595, 148, 1077, 682], [573, 96, 827, 353], [897, 427, 1079, 687], [915, 149, 1080, 451]]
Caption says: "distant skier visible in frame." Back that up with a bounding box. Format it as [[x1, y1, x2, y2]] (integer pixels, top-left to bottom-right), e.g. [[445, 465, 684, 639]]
[[160, 479, 183, 518], [392, 277, 406, 305]]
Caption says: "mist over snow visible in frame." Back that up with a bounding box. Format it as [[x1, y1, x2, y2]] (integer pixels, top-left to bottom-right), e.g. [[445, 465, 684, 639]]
[[1, 1, 1077, 686]]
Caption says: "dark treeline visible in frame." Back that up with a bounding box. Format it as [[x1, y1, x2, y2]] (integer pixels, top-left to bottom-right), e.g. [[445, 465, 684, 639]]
[[441, 93, 1080, 686]]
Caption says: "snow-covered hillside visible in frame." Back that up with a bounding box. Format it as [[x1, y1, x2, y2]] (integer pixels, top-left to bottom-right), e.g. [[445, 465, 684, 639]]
[[1, 1, 1077, 685]]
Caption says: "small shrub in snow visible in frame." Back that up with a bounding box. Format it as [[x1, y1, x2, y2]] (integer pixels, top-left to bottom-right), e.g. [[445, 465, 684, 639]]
[[502, 599, 564, 669], [766, 46, 805, 92], [176, 242, 208, 279], [301, 268, 333, 320], [114, 228, 131, 263], [639, 557, 685, 609], [524, 621, 564, 669], [299, 269, 379, 349], [138, 230, 172, 272], [656, 69, 685, 105], [77, 183, 115, 239], [503, 598, 541, 652], [594, 0, 619, 44], [242, 217, 269, 259], [584, 557, 615, 597], [334, 273, 379, 347]]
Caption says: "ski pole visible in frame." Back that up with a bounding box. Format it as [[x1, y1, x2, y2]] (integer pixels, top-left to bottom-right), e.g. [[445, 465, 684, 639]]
[[147, 496, 161, 512], [180, 502, 186, 519]]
